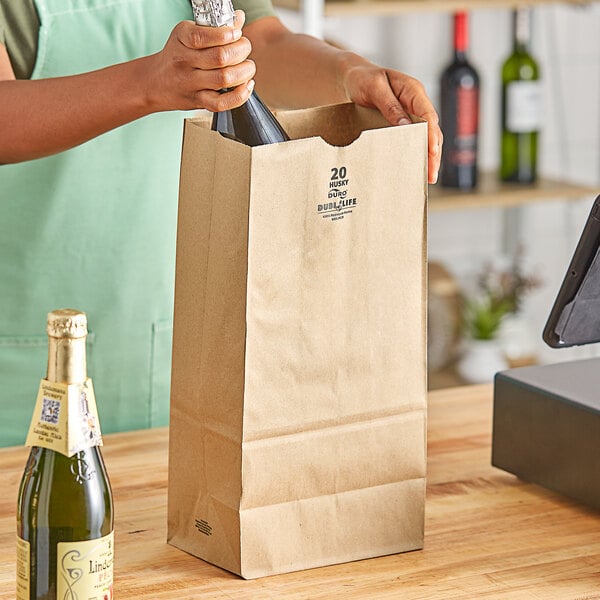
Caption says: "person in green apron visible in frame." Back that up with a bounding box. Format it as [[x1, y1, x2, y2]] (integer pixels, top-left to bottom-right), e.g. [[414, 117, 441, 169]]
[[0, 0, 442, 447]]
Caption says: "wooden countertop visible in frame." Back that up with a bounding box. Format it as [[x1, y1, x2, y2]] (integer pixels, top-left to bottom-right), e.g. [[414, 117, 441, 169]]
[[1, 384, 599, 598]]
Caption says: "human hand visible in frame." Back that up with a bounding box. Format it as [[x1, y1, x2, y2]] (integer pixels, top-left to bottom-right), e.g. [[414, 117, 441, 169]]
[[142, 10, 256, 113], [342, 64, 442, 184]]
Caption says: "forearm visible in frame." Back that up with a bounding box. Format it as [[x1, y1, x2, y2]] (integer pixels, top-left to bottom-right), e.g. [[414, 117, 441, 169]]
[[0, 58, 154, 164], [245, 17, 442, 183], [245, 18, 366, 109], [0, 16, 256, 165]]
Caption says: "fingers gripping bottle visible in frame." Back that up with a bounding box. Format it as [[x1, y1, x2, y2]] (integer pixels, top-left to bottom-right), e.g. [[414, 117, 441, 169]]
[[190, 0, 290, 145], [17, 309, 114, 600]]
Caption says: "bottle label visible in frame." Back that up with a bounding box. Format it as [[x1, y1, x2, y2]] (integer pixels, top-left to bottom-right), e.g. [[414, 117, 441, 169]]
[[457, 85, 479, 139], [57, 532, 114, 600], [448, 85, 479, 167], [25, 378, 103, 457], [16, 536, 30, 600], [506, 80, 542, 133]]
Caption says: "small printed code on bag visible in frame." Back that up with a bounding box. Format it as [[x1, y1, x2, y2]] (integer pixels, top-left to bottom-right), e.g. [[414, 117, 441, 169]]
[[195, 519, 212, 536]]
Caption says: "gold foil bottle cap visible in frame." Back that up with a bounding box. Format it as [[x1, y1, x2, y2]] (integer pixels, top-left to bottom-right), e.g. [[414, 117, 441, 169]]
[[47, 309, 88, 339]]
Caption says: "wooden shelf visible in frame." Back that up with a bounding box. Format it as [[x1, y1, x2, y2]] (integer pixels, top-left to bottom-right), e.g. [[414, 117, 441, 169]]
[[429, 172, 597, 212], [274, 0, 595, 18]]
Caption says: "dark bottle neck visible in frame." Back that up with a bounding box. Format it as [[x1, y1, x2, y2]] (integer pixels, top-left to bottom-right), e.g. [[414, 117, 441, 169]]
[[211, 91, 289, 146], [454, 49, 468, 63], [513, 7, 532, 53]]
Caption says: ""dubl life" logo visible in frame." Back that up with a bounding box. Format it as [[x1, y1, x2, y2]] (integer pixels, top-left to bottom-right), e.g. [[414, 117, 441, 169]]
[[317, 166, 358, 221]]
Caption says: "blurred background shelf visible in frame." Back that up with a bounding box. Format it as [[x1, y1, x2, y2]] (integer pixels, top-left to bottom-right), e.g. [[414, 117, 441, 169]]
[[429, 173, 597, 212], [274, 0, 596, 21]]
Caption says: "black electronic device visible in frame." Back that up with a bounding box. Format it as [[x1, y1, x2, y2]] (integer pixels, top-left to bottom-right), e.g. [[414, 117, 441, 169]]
[[543, 194, 600, 348]]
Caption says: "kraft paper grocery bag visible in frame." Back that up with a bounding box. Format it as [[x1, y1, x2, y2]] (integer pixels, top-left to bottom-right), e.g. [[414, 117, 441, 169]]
[[167, 102, 428, 579]]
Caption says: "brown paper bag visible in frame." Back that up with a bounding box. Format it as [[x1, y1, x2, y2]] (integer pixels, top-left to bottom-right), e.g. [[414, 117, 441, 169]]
[[167, 102, 428, 579]]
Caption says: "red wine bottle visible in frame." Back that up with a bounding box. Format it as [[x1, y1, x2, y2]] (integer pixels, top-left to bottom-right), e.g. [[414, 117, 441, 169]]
[[440, 11, 480, 190], [190, 0, 289, 146]]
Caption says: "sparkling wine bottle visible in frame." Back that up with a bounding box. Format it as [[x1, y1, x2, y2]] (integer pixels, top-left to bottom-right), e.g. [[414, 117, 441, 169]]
[[16, 309, 113, 600], [190, 0, 289, 146], [500, 7, 541, 183], [439, 11, 480, 190]]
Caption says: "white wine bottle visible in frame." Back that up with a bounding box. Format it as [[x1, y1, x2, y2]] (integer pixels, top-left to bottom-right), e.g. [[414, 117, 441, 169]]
[[16, 309, 113, 600], [500, 7, 541, 183], [190, 0, 290, 146]]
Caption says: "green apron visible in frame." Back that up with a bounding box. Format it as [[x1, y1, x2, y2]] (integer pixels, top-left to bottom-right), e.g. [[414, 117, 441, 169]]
[[0, 0, 193, 446]]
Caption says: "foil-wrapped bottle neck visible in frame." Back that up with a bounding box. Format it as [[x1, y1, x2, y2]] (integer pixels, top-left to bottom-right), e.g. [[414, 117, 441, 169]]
[[46, 309, 88, 384], [190, 0, 235, 27]]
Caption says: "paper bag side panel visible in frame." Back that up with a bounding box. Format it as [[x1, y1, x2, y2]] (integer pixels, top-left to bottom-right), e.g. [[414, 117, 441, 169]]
[[243, 122, 428, 440], [239, 476, 425, 579], [240, 408, 425, 508], [168, 122, 252, 573], [240, 118, 427, 578]]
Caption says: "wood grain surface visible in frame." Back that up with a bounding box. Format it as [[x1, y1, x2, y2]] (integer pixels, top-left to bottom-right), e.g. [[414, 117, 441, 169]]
[[1, 384, 599, 598]]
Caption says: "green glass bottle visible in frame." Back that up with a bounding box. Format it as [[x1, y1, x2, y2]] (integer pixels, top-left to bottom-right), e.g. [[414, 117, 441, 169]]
[[500, 7, 541, 183], [16, 309, 114, 600]]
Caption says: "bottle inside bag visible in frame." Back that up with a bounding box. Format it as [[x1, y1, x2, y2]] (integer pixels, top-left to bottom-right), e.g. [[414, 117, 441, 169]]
[[190, 0, 290, 146]]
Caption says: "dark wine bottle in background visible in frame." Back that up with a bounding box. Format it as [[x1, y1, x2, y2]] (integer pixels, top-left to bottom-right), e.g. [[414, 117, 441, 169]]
[[500, 7, 541, 183], [17, 310, 113, 600], [440, 11, 480, 190], [190, 0, 290, 146]]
